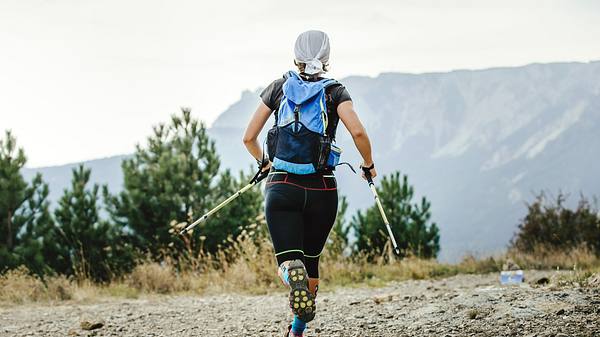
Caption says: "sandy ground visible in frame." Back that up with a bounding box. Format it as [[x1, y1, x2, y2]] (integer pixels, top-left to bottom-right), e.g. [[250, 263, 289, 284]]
[[1, 271, 599, 337]]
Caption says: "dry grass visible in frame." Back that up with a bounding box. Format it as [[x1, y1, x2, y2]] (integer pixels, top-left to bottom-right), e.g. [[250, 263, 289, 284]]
[[2, 236, 600, 305], [507, 244, 598, 271], [0, 266, 73, 304]]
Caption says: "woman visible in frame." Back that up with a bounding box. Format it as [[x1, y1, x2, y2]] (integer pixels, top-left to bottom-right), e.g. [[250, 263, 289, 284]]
[[243, 30, 376, 337]]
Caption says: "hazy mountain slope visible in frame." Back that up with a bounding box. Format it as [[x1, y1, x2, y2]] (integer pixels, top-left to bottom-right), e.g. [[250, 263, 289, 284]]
[[210, 61, 600, 260], [22, 61, 600, 260], [22, 155, 129, 206]]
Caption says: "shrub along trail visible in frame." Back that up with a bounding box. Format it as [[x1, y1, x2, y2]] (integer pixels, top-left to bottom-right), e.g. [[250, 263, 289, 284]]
[[2, 271, 599, 337]]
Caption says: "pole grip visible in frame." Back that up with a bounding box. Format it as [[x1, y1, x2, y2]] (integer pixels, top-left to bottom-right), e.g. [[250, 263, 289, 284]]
[[255, 169, 269, 184], [361, 165, 374, 185]]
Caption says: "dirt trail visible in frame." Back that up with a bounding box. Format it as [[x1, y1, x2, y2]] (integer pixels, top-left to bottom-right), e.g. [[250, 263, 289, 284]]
[[2, 271, 599, 337]]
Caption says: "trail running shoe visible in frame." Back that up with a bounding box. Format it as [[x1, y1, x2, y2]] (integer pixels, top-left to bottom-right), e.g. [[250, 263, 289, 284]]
[[287, 259, 315, 323]]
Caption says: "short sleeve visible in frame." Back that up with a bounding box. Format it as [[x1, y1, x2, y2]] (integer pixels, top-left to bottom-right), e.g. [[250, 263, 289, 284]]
[[330, 85, 352, 110], [260, 78, 285, 110]]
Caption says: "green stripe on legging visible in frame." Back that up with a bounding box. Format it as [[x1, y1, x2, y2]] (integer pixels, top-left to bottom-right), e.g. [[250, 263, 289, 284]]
[[275, 249, 305, 256], [303, 252, 322, 258]]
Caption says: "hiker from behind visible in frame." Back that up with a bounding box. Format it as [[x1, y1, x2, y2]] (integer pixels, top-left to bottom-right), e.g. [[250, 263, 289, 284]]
[[242, 30, 376, 337]]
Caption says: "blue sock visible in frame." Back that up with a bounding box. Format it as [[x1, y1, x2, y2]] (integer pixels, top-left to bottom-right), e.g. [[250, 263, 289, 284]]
[[280, 264, 290, 286], [291, 315, 306, 335]]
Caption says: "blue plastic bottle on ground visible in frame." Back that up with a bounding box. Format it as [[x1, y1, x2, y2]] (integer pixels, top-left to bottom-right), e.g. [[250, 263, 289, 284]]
[[500, 270, 524, 285]]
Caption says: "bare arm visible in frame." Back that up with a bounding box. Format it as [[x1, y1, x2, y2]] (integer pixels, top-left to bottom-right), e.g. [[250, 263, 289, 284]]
[[337, 100, 377, 179], [243, 101, 273, 169]]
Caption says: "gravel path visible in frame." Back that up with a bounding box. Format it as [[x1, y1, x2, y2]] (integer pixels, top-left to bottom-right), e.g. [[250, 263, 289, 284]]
[[2, 271, 599, 337]]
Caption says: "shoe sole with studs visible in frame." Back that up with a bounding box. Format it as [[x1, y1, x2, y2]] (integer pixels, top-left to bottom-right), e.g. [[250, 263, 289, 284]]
[[287, 259, 315, 323]]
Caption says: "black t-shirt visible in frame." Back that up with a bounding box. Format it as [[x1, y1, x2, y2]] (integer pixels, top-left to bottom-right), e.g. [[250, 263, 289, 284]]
[[260, 75, 352, 139]]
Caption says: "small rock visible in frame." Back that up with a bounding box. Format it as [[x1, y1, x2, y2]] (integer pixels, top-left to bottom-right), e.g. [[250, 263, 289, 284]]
[[80, 321, 104, 331], [535, 277, 550, 285], [555, 308, 565, 316], [587, 273, 600, 287]]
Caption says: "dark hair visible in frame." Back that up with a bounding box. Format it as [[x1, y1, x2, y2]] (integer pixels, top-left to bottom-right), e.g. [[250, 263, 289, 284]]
[[294, 60, 329, 79]]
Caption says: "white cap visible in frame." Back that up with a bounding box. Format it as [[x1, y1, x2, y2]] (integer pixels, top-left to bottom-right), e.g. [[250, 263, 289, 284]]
[[294, 30, 330, 75]]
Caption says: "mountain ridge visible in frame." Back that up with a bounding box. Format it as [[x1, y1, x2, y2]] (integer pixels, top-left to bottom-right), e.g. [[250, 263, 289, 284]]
[[21, 60, 600, 261]]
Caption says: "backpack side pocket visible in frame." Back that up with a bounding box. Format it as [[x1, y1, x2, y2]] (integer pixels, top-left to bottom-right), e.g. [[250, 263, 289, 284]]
[[327, 144, 342, 168], [266, 126, 278, 162], [316, 136, 332, 171]]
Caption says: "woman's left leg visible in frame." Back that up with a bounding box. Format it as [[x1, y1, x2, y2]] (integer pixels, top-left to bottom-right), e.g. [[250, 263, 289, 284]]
[[303, 186, 339, 297]]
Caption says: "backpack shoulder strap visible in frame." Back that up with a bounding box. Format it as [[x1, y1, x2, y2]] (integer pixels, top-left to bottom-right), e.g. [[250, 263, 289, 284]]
[[273, 72, 295, 125], [322, 78, 339, 89], [284, 70, 302, 81], [323, 79, 342, 140]]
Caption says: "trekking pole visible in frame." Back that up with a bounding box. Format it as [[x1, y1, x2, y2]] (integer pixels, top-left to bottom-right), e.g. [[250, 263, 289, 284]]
[[179, 167, 269, 235], [362, 166, 402, 257]]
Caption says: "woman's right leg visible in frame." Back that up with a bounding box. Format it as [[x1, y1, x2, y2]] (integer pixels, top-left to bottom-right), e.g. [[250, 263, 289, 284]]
[[265, 181, 316, 324]]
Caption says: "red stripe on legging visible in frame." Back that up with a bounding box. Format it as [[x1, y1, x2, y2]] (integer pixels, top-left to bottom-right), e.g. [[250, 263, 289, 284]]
[[265, 181, 337, 191]]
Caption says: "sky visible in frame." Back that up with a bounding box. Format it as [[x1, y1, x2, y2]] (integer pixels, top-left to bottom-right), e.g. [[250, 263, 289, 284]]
[[1, 0, 599, 167]]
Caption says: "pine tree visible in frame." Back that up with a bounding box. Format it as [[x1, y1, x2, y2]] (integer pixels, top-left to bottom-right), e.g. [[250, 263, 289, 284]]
[[105, 108, 263, 259], [203, 168, 264, 252], [52, 165, 134, 281], [350, 172, 440, 258], [13, 174, 56, 275], [0, 130, 53, 273]]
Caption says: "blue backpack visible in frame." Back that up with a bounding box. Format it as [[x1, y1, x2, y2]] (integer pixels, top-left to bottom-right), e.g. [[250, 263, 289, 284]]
[[267, 71, 342, 174]]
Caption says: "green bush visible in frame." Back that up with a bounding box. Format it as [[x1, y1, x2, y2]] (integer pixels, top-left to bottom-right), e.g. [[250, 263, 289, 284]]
[[511, 192, 600, 256]]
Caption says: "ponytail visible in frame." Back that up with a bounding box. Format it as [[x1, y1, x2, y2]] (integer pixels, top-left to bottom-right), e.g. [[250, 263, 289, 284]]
[[294, 60, 328, 80]]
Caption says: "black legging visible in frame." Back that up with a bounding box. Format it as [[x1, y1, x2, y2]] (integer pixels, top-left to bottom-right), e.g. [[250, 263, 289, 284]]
[[264, 170, 338, 278]]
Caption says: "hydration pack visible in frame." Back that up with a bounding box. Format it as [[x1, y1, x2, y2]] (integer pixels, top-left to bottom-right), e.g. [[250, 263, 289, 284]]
[[267, 71, 342, 174]]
